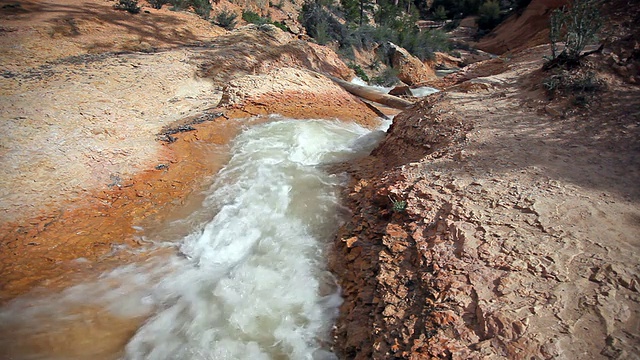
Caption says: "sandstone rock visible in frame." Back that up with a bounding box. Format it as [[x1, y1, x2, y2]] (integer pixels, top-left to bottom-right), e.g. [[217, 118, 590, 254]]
[[385, 42, 436, 86]]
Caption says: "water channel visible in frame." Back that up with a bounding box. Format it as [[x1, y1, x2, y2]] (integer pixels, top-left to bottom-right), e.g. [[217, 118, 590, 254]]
[[0, 116, 390, 360]]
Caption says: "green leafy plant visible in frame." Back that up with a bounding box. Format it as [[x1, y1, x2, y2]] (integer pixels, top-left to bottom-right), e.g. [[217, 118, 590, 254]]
[[214, 8, 238, 30], [349, 63, 369, 82], [389, 195, 407, 213], [191, 0, 211, 19], [242, 10, 271, 25], [433, 5, 448, 20], [114, 0, 140, 13], [272, 21, 289, 32], [169, 0, 188, 11], [543, 70, 605, 102], [546, 0, 603, 69], [477, 0, 501, 31]]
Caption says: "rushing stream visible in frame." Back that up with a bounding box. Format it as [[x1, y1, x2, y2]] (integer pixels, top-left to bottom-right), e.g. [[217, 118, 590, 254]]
[[0, 116, 389, 360]]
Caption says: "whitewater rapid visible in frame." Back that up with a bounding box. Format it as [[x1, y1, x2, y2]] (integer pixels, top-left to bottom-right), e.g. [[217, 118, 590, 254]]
[[0, 116, 389, 360]]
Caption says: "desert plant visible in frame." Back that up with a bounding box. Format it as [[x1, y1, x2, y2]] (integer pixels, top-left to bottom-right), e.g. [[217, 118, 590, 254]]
[[389, 195, 407, 212], [272, 21, 289, 32], [191, 0, 211, 19], [242, 10, 271, 25], [433, 5, 448, 20], [546, 0, 603, 68], [349, 63, 369, 82], [270, 0, 285, 9], [477, 0, 501, 30], [543, 69, 605, 100], [114, 0, 140, 13], [148, 0, 169, 9], [214, 8, 238, 30], [371, 66, 399, 86]]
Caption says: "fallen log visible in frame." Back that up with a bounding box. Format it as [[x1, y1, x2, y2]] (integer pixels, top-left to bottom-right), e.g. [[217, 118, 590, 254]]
[[326, 75, 414, 110], [302, 69, 414, 110]]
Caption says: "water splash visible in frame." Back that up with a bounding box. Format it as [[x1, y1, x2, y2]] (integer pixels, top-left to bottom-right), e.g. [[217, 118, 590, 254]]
[[0, 117, 387, 360]]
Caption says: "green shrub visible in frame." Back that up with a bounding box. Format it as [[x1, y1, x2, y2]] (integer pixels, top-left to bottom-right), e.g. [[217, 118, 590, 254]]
[[371, 66, 399, 86], [543, 70, 605, 100], [242, 10, 271, 25], [349, 63, 369, 82], [270, 0, 285, 9], [214, 8, 238, 30], [433, 5, 448, 20], [300, 1, 349, 45], [546, 0, 602, 68], [272, 21, 289, 32], [114, 0, 140, 13], [477, 0, 501, 31], [191, 0, 211, 19], [148, 0, 169, 9], [391, 199, 407, 212]]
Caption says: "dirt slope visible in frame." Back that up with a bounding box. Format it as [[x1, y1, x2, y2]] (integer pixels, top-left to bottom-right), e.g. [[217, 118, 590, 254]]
[[476, 0, 569, 54], [330, 45, 640, 359]]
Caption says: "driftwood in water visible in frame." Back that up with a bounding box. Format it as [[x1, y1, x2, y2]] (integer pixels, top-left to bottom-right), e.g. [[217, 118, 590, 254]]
[[325, 75, 414, 110]]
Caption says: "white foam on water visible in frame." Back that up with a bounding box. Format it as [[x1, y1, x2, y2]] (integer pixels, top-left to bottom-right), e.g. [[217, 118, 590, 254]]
[[0, 117, 387, 360]]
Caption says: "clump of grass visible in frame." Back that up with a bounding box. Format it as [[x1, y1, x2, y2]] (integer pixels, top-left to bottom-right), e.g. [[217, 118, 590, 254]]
[[214, 8, 238, 30]]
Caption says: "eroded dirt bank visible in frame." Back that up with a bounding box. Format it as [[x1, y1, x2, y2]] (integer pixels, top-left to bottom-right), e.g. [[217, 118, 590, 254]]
[[330, 46, 640, 358]]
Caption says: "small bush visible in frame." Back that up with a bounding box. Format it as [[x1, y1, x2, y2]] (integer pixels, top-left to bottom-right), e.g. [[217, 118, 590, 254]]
[[349, 63, 369, 82], [391, 199, 407, 213], [543, 70, 605, 100], [270, 0, 285, 9], [242, 10, 271, 25], [148, 0, 169, 9], [114, 0, 140, 13], [272, 21, 289, 32], [214, 8, 238, 30], [371, 66, 399, 86], [477, 0, 501, 31], [546, 0, 602, 68], [191, 0, 211, 19], [433, 5, 448, 21], [300, 1, 349, 45]]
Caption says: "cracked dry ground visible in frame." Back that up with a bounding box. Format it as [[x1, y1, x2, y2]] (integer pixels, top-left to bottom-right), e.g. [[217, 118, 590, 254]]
[[330, 59, 640, 358]]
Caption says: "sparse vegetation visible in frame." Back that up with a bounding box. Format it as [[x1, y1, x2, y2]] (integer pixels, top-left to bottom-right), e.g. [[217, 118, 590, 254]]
[[543, 69, 606, 105], [270, 0, 285, 9], [477, 0, 502, 31], [114, 0, 140, 14], [190, 0, 211, 19], [242, 10, 272, 25], [389, 196, 407, 213], [371, 66, 399, 86], [349, 63, 369, 82], [214, 8, 238, 30], [148, 0, 169, 10], [545, 0, 603, 69]]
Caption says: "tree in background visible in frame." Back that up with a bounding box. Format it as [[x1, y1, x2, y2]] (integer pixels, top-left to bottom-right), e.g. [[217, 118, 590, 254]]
[[341, 0, 374, 25], [477, 0, 501, 30]]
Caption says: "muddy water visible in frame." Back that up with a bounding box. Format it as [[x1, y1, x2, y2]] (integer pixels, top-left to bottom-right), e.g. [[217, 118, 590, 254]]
[[0, 116, 389, 360]]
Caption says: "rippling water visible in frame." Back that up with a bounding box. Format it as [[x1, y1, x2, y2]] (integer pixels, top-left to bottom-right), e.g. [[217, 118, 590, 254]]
[[0, 116, 389, 360]]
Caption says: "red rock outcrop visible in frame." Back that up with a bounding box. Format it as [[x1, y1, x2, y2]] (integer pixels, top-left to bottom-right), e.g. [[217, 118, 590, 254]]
[[387, 42, 437, 85], [476, 0, 570, 54]]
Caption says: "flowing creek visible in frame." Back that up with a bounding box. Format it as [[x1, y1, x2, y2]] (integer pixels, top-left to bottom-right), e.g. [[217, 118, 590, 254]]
[[0, 116, 390, 360]]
